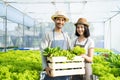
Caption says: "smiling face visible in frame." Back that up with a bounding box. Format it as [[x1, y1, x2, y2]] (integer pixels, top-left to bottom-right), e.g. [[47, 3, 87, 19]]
[[76, 24, 85, 36], [54, 17, 66, 29]]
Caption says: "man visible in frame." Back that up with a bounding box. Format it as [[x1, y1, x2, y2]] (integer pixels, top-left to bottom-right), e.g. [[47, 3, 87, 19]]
[[40, 11, 71, 80]]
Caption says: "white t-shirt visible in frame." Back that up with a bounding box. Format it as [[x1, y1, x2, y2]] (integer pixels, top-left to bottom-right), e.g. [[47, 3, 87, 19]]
[[72, 37, 94, 54]]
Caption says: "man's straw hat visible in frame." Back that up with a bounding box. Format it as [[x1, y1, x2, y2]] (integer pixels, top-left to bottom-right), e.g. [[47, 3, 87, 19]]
[[51, 11, 69, 22]]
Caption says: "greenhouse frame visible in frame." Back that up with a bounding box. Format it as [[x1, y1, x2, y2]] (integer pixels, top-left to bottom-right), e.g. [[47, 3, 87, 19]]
[[0, 0, 120, 80], [0, 0, 120, 52]]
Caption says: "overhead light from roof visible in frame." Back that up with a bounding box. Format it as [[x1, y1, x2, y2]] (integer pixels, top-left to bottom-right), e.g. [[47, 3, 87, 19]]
[[51, 0, 56, 5]]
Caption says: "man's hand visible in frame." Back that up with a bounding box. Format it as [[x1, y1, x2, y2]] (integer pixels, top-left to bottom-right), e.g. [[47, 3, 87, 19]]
[[45, 67, 53, 77]]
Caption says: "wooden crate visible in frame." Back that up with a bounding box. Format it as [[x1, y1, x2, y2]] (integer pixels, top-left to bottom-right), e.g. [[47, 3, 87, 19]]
[[47, 56, 85, 77]]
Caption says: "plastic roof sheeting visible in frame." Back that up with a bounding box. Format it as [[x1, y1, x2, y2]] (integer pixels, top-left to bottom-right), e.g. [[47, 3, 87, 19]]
[[1, 0, 120, 24], [7, 5, 23, 24], [0, 2, 35, 27], [0, 2, 6, 17], [24, 15, 34, 27]]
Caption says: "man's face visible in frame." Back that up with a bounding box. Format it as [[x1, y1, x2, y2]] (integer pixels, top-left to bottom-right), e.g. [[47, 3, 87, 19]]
[[54, 17, 66, 29]]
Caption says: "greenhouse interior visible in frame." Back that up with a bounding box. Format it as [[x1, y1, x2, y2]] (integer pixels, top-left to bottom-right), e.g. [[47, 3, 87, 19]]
[[0, 0, 120, 80]]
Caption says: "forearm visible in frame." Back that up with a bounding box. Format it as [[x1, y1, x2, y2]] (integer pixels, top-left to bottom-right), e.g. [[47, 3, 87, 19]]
[[82, 54, 93, 63], [41, 52, 48, 70], [83, 48, 94, 63]]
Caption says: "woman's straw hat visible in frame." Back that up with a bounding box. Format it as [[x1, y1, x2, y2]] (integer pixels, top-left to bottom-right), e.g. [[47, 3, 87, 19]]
[[75, 18, 89, 27], [51, 11, 69, 22]]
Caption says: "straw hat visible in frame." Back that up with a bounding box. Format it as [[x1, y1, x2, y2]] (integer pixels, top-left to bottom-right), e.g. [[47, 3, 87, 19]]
[[75, 18, 89, 27], [51, 11, 69, 22]]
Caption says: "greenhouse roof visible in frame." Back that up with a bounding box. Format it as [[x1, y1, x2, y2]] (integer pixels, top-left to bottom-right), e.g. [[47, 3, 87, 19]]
[[0, 1, 35, 27], [1, 0, 120, 24]]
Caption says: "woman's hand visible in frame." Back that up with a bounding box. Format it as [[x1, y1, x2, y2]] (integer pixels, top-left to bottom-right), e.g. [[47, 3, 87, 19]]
[[80, 54, 93, 63], [80, 54, 86, 58]]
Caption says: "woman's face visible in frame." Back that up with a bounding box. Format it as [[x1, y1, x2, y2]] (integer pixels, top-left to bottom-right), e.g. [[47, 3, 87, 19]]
[[76, 24, 85, 36]]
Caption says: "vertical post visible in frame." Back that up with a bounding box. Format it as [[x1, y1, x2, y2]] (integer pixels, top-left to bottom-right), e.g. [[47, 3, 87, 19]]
[[67, 2, 71, 21], [109, 20, 111, 50], [100, 22, 105, 48], [33, 20, 35, 49], [4, 2, 8, 52], [103, 21, 105, 48], [22, 13, 25, 48]]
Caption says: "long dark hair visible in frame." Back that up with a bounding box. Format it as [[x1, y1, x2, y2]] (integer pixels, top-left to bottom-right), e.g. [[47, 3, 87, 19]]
[[75, 25, 90, 38]]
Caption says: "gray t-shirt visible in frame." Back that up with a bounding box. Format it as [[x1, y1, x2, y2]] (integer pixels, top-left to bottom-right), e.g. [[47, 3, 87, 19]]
[[40, 30, 71, 69]]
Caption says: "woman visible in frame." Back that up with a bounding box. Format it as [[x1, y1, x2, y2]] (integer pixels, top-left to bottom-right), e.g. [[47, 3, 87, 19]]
[[72, 18, 94, 80]]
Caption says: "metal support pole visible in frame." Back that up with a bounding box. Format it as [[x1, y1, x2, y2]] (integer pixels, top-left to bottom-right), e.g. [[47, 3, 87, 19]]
[[22, 14, 25, 48], [109, 20, 111, 50], [33, 20, 35, 49], [4, 2, 8, 52]]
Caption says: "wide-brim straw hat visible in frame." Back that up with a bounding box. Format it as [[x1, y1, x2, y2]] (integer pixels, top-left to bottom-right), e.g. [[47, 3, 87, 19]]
[[51, 11, 69, 22], [75, 18, 89, 27]]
